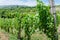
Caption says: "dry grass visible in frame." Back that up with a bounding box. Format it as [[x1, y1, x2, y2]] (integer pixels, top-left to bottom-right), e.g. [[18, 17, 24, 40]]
[[0, 28, 9, 40]]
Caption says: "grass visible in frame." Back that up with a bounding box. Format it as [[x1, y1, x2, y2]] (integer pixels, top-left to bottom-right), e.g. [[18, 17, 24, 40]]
[[0, 26, 60, 40], [0, 28, 51, 40]]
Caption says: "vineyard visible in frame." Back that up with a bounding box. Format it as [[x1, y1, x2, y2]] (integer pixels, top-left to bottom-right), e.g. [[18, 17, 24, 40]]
[[0, 0, 60, 40]]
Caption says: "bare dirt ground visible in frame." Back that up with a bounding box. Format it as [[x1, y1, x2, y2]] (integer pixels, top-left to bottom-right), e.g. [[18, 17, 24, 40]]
[[0, 32, 9, 40]]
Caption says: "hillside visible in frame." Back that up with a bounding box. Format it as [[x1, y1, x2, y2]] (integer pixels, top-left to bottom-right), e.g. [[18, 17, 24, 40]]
[[0, 5, 35, 9]]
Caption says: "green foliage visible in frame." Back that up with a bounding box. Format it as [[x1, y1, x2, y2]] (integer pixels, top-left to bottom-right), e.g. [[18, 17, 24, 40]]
[[0, 0, 59, 40], [37, 0, 58, 40]]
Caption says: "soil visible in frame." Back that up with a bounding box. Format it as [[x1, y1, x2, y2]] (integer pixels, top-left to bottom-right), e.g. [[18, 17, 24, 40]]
[[0, 32, 9, 40]]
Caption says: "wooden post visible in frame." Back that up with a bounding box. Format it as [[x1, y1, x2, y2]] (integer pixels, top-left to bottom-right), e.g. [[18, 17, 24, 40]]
[[49, 0, 58, 40], [49, 0, 55, 14]]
